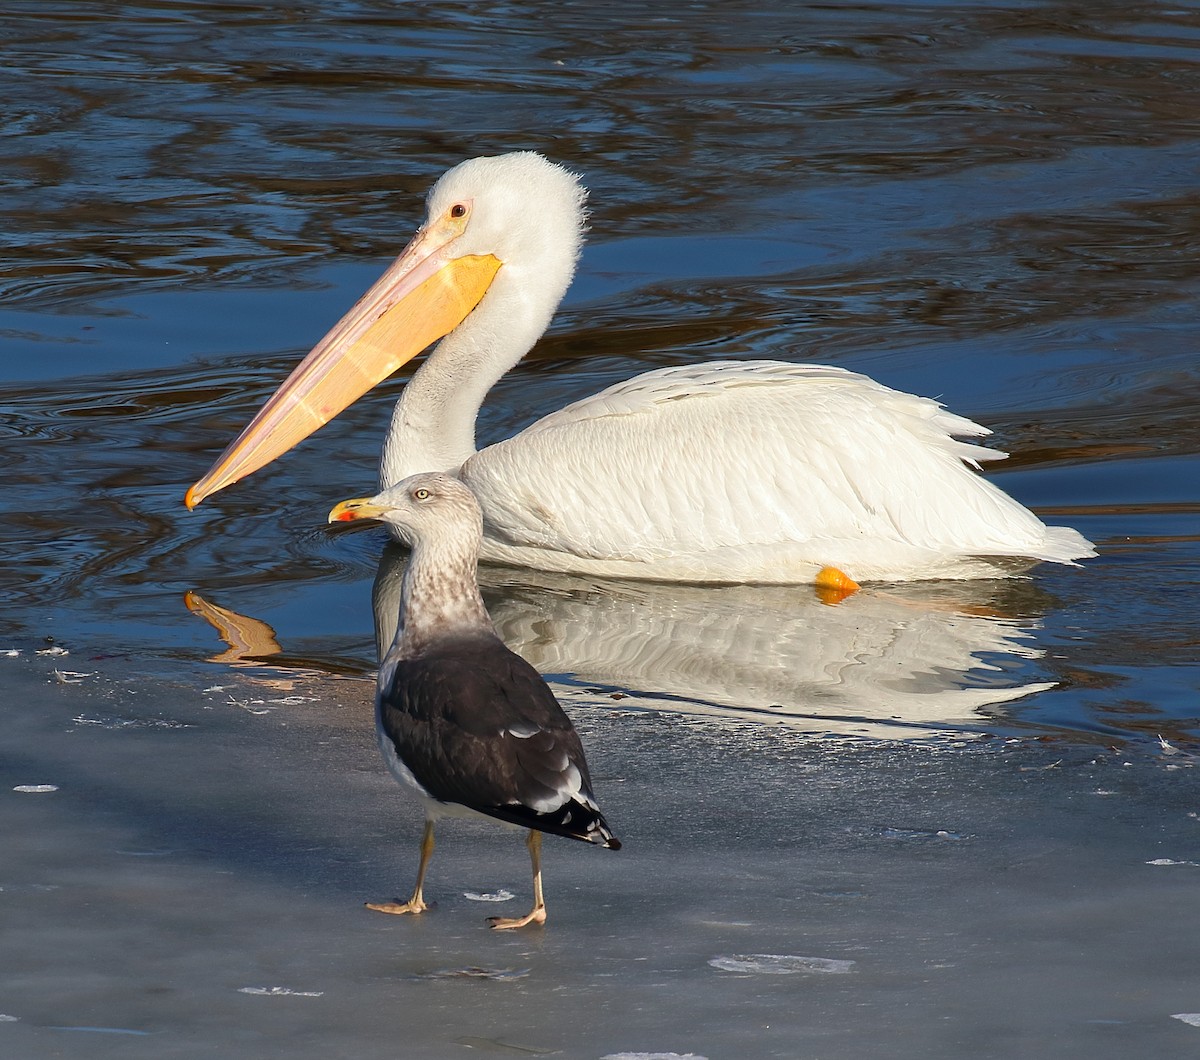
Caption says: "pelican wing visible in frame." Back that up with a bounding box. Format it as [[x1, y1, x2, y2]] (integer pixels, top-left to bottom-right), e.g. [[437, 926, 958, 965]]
[[462, 362, 1093, 582]]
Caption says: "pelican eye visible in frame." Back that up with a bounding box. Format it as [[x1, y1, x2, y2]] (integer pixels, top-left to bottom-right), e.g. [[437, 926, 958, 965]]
[[413, 487, 431, 501], [449, 203, 468, 219]]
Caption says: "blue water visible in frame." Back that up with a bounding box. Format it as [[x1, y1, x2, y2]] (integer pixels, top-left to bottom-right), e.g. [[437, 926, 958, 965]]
[[3, 3, 1200, 1057]]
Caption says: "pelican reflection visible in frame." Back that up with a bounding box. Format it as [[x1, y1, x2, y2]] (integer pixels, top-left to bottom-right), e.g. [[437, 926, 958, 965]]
[[188, 543, 1057, 740], [371, 542, 1057, 739]]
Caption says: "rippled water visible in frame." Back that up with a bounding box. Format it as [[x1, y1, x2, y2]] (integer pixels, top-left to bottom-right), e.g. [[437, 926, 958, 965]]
[[4, 0, 1196, 740], [3, 3, 1200, 1056]]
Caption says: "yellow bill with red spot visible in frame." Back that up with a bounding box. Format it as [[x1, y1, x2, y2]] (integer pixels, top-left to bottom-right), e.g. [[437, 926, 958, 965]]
[[327, 496, 387, 524]]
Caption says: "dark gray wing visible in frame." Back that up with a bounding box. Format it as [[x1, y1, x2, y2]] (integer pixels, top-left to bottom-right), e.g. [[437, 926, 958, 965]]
[[379, 635, 619, 848]]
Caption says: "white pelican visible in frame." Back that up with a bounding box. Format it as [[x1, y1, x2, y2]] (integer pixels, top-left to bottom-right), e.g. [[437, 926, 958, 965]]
[[330, 473, 619, 929], [186, 151, 1095, 583]]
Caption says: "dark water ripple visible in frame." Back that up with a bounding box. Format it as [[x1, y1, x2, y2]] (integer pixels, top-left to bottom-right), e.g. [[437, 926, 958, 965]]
[[1, 1, 1197, 739]]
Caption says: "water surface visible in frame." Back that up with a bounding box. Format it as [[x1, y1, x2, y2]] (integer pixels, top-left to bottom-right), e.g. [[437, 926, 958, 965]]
[[3, 2, 1199, 1057]]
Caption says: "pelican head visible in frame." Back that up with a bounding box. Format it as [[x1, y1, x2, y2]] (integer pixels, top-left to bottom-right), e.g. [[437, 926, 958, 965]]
[[186, 152, 588, 509]]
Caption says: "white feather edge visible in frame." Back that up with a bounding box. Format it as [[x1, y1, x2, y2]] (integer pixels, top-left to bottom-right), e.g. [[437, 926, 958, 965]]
[[461, 361, 1094, 583]]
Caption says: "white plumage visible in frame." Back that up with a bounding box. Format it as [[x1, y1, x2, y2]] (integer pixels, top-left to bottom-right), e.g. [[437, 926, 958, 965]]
[[188, 151, 1094, 583], [458, 360, 1089, 581]]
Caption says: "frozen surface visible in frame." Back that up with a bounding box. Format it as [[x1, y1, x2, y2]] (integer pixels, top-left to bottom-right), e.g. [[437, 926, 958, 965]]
[[4, 654, 1200, 1059], [3, 2, 1200, 1057]]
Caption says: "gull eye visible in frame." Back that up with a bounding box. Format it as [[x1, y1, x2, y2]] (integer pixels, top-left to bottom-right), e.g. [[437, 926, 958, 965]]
[[449, 203, 467, 219], [413, 487, 431, 501]]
